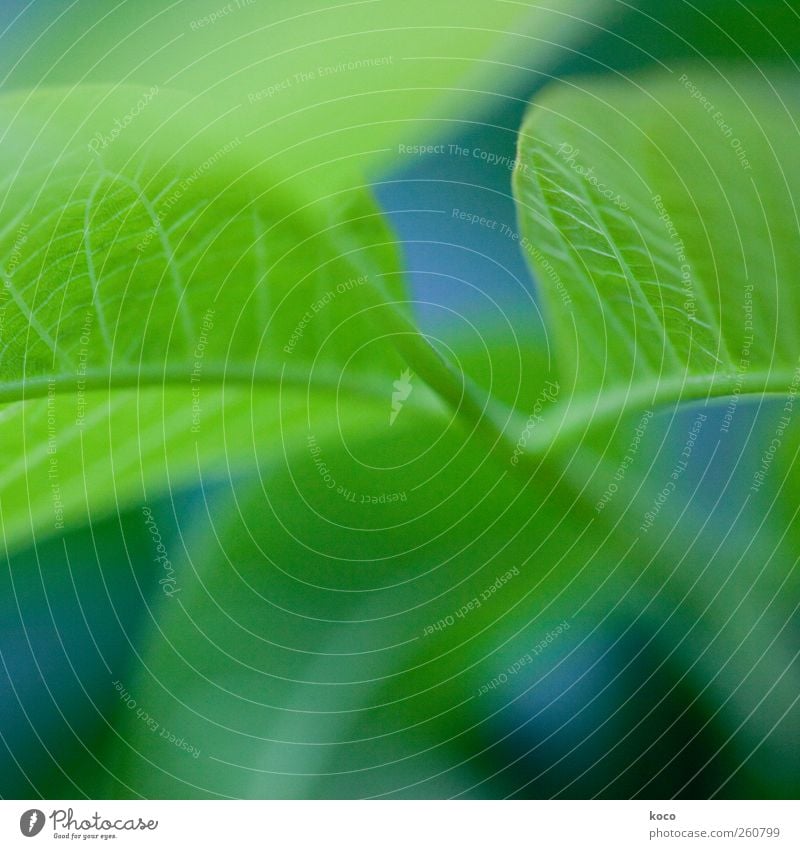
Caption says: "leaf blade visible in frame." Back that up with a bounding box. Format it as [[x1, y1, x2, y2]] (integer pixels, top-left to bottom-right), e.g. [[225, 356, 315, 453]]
[[512, 67, 800, 451]]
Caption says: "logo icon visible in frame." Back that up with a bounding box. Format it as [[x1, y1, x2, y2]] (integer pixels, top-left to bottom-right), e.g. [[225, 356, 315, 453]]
[[19, 809, 45, 837], [389, 369, 413, 426]]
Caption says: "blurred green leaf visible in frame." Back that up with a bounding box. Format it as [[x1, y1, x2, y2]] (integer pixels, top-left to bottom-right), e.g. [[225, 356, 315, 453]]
[[1, 0, 619, 200], [103, 398, 800, 798], [100, 403, 595, 798], [512, 67, 800, 452], [559, 0, 800, 77]]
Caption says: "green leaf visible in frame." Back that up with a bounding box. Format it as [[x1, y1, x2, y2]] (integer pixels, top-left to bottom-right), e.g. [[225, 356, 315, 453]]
[[0, 86, 409, 384], [506, 68, 800, 787], [512, 67, 800, 452], [0, 84, 421, 552], [2, 0, 619, 199]]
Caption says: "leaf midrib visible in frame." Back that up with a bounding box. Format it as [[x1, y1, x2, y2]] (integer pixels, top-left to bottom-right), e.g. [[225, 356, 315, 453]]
[[4, 346, 794, 464], [502, 366, 799, 458], [0, 364, 442, 417]]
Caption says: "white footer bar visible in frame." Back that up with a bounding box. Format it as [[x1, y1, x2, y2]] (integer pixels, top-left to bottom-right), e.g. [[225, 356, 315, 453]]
[[3, 800, 797, 848]]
